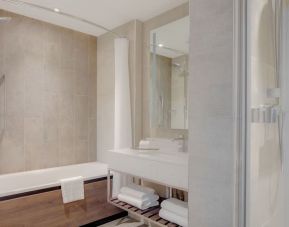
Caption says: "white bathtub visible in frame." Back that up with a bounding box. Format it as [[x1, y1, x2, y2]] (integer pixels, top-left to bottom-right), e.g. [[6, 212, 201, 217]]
[[0, 162, 108, 198]]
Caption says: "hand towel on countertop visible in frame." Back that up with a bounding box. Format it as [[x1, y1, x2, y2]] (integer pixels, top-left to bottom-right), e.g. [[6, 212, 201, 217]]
[[138, 140, 151, 149], [117, 193, 159, 210], [60, 176, 84, 204], [159, 209, 188, 227], [161, 198, 188, 218], [120, 186, 159, 200]]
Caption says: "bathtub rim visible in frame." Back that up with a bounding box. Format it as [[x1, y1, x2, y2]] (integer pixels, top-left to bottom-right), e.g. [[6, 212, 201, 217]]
[[0, 162, 110, 200], [0, 176, 113, 201]]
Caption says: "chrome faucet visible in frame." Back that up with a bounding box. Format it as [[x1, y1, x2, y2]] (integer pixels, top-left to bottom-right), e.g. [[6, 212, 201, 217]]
[[172, 134, 185, 141]]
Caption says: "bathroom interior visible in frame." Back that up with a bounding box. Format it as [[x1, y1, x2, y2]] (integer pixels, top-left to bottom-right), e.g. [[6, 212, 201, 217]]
[[0, 0, 288, 227]]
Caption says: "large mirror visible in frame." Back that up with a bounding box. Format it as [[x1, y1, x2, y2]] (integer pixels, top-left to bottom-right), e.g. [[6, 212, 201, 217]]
[[150, 16, 189, 130]]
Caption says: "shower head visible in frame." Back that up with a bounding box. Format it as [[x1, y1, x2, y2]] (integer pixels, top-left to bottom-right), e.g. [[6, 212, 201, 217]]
[[0, 17, 12, 23]]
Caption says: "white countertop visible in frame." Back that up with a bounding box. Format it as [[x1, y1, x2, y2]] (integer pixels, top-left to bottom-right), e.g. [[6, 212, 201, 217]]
[[107, 149, 188, 191]]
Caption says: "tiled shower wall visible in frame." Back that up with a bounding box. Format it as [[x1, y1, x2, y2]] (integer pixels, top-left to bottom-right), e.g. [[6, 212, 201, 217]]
[[0, 10, 97, 174]]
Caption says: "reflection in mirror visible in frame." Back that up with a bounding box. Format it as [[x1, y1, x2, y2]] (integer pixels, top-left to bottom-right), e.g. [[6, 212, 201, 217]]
[[150, 16, 189, 130]]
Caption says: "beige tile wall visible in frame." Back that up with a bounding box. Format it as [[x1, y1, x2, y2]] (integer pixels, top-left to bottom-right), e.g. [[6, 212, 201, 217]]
[[0, 10, 97, 174]]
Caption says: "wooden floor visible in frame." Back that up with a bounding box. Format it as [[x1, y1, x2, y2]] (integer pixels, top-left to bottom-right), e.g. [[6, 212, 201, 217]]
[[0, 180, 123, 227]]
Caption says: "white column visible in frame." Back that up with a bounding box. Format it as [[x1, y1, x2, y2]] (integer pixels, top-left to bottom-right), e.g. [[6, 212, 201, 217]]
[[113, 38, 132, 197]]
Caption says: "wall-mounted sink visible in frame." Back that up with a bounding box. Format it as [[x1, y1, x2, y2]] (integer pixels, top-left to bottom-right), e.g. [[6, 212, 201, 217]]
[[107, 148, 188, 191]]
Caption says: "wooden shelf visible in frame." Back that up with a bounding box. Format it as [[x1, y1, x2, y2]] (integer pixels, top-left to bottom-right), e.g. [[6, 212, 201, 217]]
[[109, 198, 180, 227]]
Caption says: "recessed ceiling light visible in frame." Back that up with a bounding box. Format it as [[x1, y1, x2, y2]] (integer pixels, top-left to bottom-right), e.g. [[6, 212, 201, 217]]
[[54, 8, 60, 13], [158, 44, 164, 47]]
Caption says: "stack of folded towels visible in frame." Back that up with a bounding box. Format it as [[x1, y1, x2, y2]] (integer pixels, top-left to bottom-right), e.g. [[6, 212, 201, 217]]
[[159, 198, 188, 227], [117, 183, 159, 210]]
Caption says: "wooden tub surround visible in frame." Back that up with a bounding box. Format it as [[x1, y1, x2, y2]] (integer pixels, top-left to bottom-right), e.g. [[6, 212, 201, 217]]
[[0, 178, 126, 227]]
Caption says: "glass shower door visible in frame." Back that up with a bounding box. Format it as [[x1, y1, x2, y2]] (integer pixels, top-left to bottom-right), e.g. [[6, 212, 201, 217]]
[[246, 0, 288, 226]]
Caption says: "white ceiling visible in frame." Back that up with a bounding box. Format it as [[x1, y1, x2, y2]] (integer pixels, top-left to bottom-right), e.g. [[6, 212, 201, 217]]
[[150, 16, 189, 58], [0, 0, 188, 36]]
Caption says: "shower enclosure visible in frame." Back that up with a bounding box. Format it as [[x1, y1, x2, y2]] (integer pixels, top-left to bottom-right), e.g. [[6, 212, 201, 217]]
[[245, 0, 289, 226]]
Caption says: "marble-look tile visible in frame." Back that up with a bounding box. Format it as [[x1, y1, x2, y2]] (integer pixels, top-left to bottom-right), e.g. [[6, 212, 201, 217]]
[[24, 57, 44, 92], [43, 23, 61, 44], [89, 118, 97, 161], [74, 95, 89, 140], [0, 10, 97, 174], [4, 55, 25, 94], [89, 53, 97, 118], [44, 41, 61, 71], [89, 90, 97, 119], [24, 87, 43, 117], [43, 67, 62, 94], [74, 67, 89, 96], [59, 69, 74, 95], [59, 116, 75, 165], [24, 116, 43, 146], [75, 139, 88, 163], [43, 92, 59, 120], [42, 140, 59, 168], [43, 117, 59, 142], [6, 91, 24, 116], [0, 138, 25, 174], [60, 29, 74, 70], [73, 32, 89, 72], [98, 94, 114, 163], [5, 115, 24, 146], [58, 93, 74, 119]]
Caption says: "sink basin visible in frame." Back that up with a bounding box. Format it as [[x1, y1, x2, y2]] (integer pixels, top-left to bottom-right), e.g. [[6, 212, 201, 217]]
[[107, 148, 188, 191]]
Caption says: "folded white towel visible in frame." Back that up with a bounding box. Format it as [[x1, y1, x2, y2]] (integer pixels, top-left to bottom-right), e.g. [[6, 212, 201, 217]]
[[139, 140, 151, 149], [159, 208, 188, 227], [117, 193, 159, 210], [161, 198, 188, 218], [60, 176, 84, 204], [127, 183, 155, 194], [112, 172, 133, 198], [120, 186, 159, 200]]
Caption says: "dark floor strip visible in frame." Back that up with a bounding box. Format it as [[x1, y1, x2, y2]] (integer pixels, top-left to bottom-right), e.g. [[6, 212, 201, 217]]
[[80, 211, 128, 227]]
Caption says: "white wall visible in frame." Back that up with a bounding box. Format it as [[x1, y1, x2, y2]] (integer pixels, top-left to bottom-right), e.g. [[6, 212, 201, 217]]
[[188, 0, 237, 226]]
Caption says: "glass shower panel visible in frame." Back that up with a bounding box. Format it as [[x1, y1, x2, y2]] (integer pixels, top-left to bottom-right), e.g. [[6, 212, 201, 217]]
[[247, 0, 287, 226]]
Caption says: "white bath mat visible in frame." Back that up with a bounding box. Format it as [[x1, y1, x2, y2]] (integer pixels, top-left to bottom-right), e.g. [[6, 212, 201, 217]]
[[99, 217, 147, 227]]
